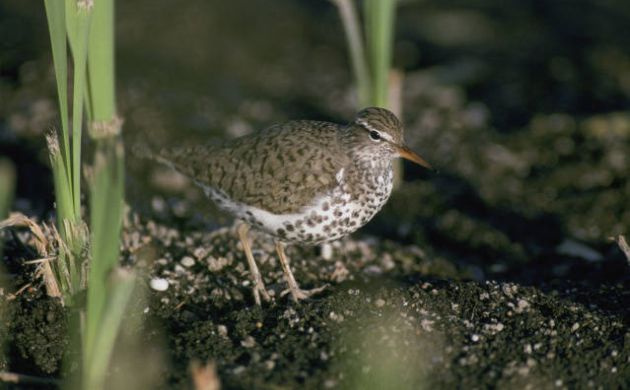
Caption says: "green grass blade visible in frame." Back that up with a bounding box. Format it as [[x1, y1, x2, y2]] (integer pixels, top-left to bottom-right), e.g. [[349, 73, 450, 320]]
[[43, 0, 71, 185], [364, 0, 396, 107], [84, 268, 136, 390], [0, 159, 15, 259], [66, 0, 94, 219], [46, 130, 74, 236], [65, 0, 79, 58], [87, 0, 116, 121], [85, 139, 125, 376]]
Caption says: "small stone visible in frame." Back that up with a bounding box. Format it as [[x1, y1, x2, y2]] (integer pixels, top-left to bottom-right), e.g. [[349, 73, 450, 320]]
[[150, 278, 169, 291], [181, 256, 195, 268], [375, 298, 386, 308], [471, 334, 480, 342], [320, 243, 333, 260], [217, 325, 228, 337], [241, 336, 256, 348], [515, 299, 530, 313]]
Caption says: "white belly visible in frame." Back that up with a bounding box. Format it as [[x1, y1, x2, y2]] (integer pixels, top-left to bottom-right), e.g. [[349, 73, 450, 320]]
[[198, 170, 393, 245]]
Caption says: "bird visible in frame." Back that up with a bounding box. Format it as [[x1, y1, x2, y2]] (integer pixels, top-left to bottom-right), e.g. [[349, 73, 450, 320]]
[[142, 107, 432, 305]]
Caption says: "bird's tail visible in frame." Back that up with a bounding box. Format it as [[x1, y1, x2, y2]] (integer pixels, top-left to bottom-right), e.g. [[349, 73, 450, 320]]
[[131, 140, 208, 181], [132, 142, 183, 173]]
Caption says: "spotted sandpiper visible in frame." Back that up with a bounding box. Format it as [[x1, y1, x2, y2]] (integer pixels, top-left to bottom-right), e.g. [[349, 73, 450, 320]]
[[144, 107, 431, 304]]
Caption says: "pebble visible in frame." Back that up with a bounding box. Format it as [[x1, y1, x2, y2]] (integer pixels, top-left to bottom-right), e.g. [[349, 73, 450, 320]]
[[241, 336, 256, 348], [150, 278, 169, 291], [320, 243, 333, 260], [181, 256, 195, 268]]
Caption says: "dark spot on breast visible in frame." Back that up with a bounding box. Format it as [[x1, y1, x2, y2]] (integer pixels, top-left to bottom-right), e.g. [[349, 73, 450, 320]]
[[277, 228, 286, 236], [286, 224, 295, 232]]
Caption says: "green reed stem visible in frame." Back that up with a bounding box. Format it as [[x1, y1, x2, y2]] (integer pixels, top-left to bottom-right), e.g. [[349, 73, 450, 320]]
[[364, 0, 396, 108], [83, 0, 131, 388], [67, 1, 93, 219]]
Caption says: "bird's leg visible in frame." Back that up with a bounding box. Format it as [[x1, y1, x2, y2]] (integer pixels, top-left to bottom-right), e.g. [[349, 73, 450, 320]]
[[275, 241, 328, 302], [237, 223, 271, 305]]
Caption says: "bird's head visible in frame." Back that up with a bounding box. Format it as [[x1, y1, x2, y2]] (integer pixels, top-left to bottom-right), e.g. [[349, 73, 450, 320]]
[[346, 107, 432, 169]]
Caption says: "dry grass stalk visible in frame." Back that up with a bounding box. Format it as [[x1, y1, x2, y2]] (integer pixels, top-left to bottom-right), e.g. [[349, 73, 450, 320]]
[[0, 212, 62, 298], [190, 360, 221, 390], [612, 235, 630, 265]]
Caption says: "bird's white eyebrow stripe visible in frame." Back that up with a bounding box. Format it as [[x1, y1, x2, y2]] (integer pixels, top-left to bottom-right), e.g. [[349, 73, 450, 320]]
[[356, 118, 395, 142]]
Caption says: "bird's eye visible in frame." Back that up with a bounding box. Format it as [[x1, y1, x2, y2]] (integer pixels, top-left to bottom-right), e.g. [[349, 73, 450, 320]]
[[369, 130, 381, 141]]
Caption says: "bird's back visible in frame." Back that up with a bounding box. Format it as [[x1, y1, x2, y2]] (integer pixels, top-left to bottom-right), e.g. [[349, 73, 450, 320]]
[[156, 120, 350, 214]]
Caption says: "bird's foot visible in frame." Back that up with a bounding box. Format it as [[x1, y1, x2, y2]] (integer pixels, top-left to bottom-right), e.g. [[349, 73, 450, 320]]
[[281, 283, 329, 302], [252, 278, 272, 306]]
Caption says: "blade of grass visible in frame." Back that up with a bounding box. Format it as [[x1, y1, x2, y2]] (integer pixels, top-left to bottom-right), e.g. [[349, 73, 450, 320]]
[[66, 0, 93, 219], [84, 268, 135, 390], [0, 160, 15, 374], [0, 159, 15, 259], [364, 0, 396, 107], [85, 140, 125, 366], [46, 130, 74, 234], [43, 0, 72, 193], [87, 0, 116, 121]]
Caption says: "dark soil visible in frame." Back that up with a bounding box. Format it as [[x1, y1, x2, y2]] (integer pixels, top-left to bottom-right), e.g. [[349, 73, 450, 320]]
[[2, 0, 630, 388]]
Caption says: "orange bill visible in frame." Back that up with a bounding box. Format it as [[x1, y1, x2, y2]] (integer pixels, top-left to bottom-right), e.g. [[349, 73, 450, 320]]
[[397, 145, 433, 170]]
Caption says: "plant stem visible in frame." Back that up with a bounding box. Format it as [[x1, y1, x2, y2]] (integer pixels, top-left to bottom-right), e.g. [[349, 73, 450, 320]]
[[43, 0, 72, 189], [68, 2, 93, 220], [331, 0, 371, 108], [87, 0, 116, 121], [364, 0, 396, 108]]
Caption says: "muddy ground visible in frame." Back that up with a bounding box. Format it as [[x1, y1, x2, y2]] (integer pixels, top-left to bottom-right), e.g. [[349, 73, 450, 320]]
[[2, 0, 630, 388]]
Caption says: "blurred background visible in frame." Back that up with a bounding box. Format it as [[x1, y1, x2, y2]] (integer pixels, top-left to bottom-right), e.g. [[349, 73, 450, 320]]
[[1, 0, 629, 284]]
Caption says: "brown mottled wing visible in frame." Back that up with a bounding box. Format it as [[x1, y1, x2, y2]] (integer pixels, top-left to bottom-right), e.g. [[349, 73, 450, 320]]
[[158, 121, 350, 214]]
